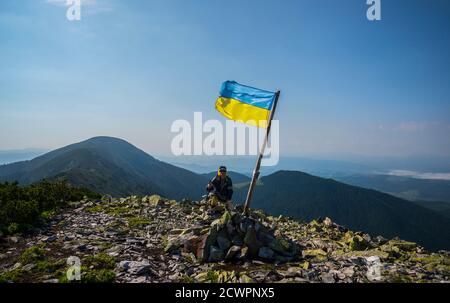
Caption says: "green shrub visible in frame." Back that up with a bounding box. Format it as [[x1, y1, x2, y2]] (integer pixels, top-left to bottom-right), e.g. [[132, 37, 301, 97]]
[[85, 253, 116, 270], [82, 268, 116, 283], [0, 179, 100, 235], [60, 254, 117, 283], [0, 268, 23, 283], [19, 244, 46, 264]]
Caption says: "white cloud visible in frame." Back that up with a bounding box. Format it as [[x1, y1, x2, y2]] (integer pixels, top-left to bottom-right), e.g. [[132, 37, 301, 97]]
[[388, 170, 450, 181]]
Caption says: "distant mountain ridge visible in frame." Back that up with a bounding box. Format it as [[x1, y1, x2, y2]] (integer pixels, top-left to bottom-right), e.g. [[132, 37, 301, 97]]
[[202, 171, 251, 184], [234, 171, 450, 251], [0, 137, 206, 199], [336, 174, 450, 203], [0, 149, 48, 165], [1, 137, 450, 250]]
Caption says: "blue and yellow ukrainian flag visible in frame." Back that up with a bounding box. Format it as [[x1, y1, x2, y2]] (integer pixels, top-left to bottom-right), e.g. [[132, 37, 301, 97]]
[[215, 81, 276, 128]]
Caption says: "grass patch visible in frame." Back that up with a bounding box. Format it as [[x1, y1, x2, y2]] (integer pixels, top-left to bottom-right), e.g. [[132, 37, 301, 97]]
[[0, 268, 23, 283], [60, 253, 116, 283], [99, 242, 113, 251], [19, 244, 46, 264], [35, 259, 66, 273], [85, 253, 116, 270], [410, 254, 450, 273], [179, 275, 196, 283], [81, 267, 116, 283], [40, 210, 56, 220], [85, 205, 131, 217], [127, 216, 150, 228]]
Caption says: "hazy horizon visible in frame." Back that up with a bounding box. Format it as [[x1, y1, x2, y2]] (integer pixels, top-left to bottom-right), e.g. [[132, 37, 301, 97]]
[[1, 136, 449, 177]]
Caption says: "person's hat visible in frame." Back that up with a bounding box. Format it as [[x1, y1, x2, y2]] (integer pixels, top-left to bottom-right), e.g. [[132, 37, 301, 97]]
[[219, 166, 227, 172]]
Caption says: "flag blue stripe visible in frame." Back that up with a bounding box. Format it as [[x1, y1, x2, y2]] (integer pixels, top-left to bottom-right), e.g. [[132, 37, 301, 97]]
[[219, 81, 275, 110]]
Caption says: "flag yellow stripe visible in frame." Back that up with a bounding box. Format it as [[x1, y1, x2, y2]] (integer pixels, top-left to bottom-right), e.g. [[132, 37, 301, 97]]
[[215, 97, 270, 128]]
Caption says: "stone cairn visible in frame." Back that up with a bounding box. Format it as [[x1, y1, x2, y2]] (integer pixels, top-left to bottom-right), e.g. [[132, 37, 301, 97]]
[[164, 206, 300, 263]]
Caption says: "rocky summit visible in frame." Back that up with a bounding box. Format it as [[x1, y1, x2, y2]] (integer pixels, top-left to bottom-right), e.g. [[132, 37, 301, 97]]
[[0, 195, 449, 283]]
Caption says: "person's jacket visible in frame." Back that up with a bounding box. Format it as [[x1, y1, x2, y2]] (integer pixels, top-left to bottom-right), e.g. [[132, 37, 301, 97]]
[[206, 175, 233, 201]]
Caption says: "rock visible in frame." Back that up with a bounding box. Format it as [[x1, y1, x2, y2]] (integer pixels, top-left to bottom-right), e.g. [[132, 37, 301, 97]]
[[321, 272, 336, 283], [209, 246, 225, 262], [342, 267, 355, 277], [126, 237, 146, 246], [180, 235, 203, 254], [220, 211, 232, 225], [238, 247, 250, 260], [103, 195, 113, 203], [239, 274, 254, 283], [43, 279, 60, 283], [149, 195, 165, 207], [345, 233, 369, 251], [11, 262, 22, 270], [239, 218, 253, 235], [8, 236, 19, 244], [129, 276, 150, 283], [217, 234, 231, 251], [349, 257, 366, 266], [164, 240, 181, 254], [374, 235, 388, 245], [302, 249, 328, 260], [244, 225, 262, 257], [286, 267, 303, 277], [77, 244, 87, 251], [393, 240, 417, 252], [169, 273, 181, 281], [22, 263, 36, 271], [196, 228, 219, 262], [258, 247, 275, 260], [211, 211, 232, 230], [185, 267, 195, 276], [64, 235, 74, 241], [268, 235, 292, 255], [44, 235, 57, 243], [181, 198, 192, 204], [225, 246, 242, 261], [323, 217, 333, 227], [231, 235, 244, 246], [118, 261, 153, 276]]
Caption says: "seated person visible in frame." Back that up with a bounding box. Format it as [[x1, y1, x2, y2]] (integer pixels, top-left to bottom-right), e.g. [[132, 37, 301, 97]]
[[206, 166, 233, 208]]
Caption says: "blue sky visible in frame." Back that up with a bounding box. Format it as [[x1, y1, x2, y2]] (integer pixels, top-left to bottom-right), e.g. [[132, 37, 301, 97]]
[[0, 0, 449, 158]]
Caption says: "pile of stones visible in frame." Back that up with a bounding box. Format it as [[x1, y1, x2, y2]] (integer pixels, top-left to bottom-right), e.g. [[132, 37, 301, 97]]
[[165, 209, 300, 263]]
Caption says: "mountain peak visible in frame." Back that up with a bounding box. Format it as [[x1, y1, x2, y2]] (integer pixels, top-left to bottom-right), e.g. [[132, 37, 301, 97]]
[[81, 136, 134, 145], [0, 137, 207, 199]]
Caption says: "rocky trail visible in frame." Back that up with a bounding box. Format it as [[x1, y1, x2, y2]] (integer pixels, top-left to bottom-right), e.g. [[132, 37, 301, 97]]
[[0, 195, 449, 283]]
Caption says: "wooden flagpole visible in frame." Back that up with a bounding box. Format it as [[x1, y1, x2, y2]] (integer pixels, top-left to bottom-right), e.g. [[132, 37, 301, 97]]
[[243, 90, 281, 216]]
